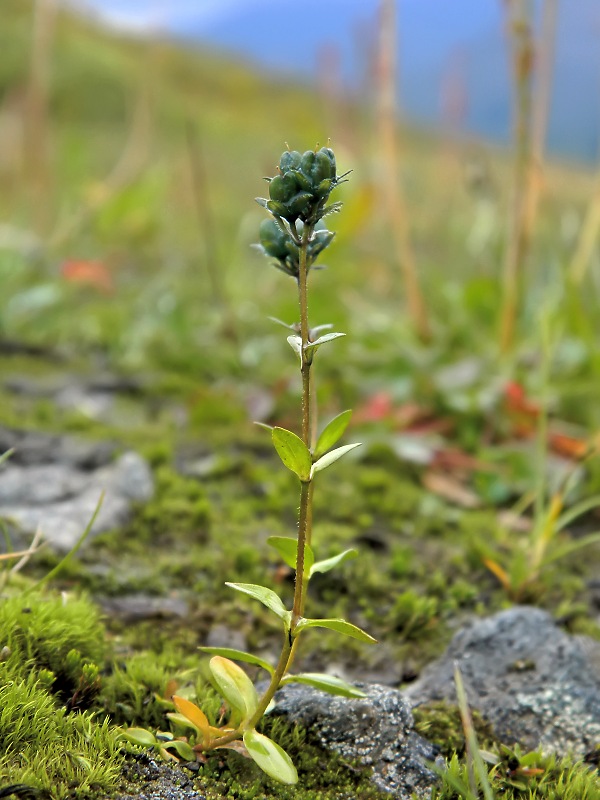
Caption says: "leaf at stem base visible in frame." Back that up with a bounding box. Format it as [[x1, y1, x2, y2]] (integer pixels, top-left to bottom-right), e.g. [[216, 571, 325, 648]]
[[243, 729, 298, 785]]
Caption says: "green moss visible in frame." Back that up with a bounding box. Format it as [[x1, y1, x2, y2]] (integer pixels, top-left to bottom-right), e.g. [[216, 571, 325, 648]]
[[432, 749, 600, 799], [413, 701, 499, 758], [193, 716, 392, 800], [0, 591, 105, 707], [0, 590, 122, 798], [100, 649, 199, 728], [0, 673, 122, 798]]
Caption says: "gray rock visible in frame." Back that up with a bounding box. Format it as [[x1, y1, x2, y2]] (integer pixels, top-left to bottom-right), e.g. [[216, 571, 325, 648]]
[[99, 593, 190, 623], [405, 606, 600, 757], [0, 426, 115, 467], [205, 623, 247, 653], [0, 430, 154, 553], [270, 682, 438, 798]]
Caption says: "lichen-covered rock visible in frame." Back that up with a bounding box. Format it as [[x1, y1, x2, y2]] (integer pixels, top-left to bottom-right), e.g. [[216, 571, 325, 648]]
[[405, 606, 600, 757], [270, 682, 438, 798]]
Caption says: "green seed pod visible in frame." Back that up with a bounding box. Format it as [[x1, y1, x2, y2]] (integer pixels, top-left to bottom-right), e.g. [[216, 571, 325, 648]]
[[266, 200, 289, 218], [285, 239, 300, 258], [310, 229, 335, 258], [259, 218, 288, 259], [287, 191, 313, 216], [299, 150, 317, 180], [311, 151, 333, 184], [316, 178, 332, 198], [290, 169, 312, 192], [279, 150, 302, 173], [269, 172, 298, 203], [318, 147, 337, 179]]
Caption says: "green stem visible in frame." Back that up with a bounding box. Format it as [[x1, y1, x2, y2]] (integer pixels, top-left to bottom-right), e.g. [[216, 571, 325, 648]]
[[292, 223, 314, 622], [211, 223, 317, 744], [287, 223, 315, 670]]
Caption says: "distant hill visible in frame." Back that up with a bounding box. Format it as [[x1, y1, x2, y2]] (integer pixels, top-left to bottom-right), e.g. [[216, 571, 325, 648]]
[[172, 0, 600, 164]]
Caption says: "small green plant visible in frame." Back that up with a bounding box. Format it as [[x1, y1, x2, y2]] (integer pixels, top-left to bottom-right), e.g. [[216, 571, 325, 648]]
[[431, 665, 600, 800], [123, 144, 375, 784]]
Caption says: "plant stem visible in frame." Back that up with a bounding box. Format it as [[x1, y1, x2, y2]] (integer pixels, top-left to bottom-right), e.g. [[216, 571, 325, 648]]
[[218, 222, 316, 735], [292, 223, 314, 625]]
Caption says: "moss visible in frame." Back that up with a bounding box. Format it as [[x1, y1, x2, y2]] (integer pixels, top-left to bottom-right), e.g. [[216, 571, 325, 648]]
[[0, 590, 123, 798], [413, 700, 499, 758], [100, 649, 200, 728], [0, 591, 105, 708], [432, 749, 600, 799], [192, 716, 392, 800]]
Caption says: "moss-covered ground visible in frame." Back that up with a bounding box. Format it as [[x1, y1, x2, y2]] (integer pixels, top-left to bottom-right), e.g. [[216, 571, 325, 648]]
[[1, 1, 600, 797]]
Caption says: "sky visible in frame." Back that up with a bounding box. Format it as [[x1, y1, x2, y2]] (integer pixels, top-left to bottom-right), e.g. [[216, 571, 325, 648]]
[[70, 0, 600, 162]]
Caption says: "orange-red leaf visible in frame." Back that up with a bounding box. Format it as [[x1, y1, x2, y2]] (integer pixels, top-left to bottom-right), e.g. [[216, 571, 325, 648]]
[[172, 695, 210, 744]]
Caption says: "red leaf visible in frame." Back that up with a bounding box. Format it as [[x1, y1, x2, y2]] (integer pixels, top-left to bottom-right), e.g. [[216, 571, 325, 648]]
[[61, 260, 113, 293]]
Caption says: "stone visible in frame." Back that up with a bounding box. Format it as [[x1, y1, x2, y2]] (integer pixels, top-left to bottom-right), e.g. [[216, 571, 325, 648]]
[[405, 606, 600, 757], [269, 682, 438, 799], [99, 593, 190, 623], [0, 427, 154, 553], [115, 754, 206, 800]]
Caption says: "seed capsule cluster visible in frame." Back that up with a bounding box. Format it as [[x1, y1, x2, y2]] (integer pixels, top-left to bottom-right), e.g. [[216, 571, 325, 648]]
[[255, 145, 346, 279], [266, 148, 338, 224], [258, 219, 334, 279]]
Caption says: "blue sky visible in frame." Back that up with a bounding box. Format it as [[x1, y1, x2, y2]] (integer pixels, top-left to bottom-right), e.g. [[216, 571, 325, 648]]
[[72, 0, 600, 162]]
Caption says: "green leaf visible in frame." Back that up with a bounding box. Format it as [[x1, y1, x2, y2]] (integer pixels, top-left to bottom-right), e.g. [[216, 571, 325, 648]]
[[243, 729, 298, 785], [272, 427, 312, 481], [225, 582, 291, 626], [254, 421, 274, 433], [199, 647, 274, 676], [541, 531, 600, 566], [311, 443, 361, 477], [309, 549, 358, 578], [121, 727, 158, 747], [0, 449, 14, 468], [310, 323, 334, 337], [556, 495, 600, 532], [304, 332, 345, 356], [161, 739, 196, 761], [287, 335, 303, 362], [268, 316, 297, 331], [294, 617, 377, 644], [267, 536, 314, 573], [281, 672, 366, 698], [209, 656, 258, 720], [313, 410, 352, 459]]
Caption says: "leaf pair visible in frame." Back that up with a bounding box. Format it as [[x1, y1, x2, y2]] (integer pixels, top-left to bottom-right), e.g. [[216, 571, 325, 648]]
[[267, 535, 358, 579], [198, 646, 368, 699], [287, 332, 345, 365], [272, 409, 359, 482], [223, 581, 375, 643], [121, 726, 195, 763]]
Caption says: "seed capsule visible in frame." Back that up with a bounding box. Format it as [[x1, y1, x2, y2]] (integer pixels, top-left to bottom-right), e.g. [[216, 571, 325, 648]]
[[259, 219, 288, 259], [287, 191, 313, 216], [279, 150, 302, 173], [269, 172, 298, 203]]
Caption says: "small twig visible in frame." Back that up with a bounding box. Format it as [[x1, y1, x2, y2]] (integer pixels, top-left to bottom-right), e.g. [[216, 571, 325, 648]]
[[375, 0, 430, 342], [11, 525, 45, 574], [499, 0, 535, 353]]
